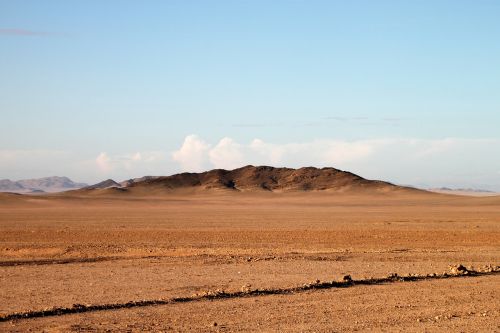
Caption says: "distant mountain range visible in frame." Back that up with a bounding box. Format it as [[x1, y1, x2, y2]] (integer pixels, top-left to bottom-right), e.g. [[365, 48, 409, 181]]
[[427, 187, 497, 196], [0, 177, 88, 193], [430, 187, 494, 193], [86, 176, 160, 190]]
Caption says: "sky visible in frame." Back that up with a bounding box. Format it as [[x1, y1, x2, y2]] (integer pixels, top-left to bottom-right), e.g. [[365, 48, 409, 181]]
[[1, 0, 500, 190]]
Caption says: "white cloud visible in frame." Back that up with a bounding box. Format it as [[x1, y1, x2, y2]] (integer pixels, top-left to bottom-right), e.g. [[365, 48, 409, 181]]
[[171, 136, 500, 172], [95, 152, 112, 172], [132, 152, 142, 161], [209, 137, 245, 170], [246, 139, 378, 166], [171, 135, 211, 172], [0, 149, 171, 183], [1, 137, 499, 190], [170, 135, 500, 190]]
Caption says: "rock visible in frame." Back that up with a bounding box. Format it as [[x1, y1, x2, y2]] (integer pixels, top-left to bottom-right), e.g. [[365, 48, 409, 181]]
[[241, 284, 252, 293], [342, 275, 353, 282], [450, 264, 468, 275]]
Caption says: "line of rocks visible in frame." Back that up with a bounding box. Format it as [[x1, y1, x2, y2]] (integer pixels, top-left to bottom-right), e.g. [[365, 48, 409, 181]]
[[1, 264, 498, 322]]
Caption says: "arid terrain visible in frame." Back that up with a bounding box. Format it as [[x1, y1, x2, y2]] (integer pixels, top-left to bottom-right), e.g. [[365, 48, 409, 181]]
[[0, 168, 499, 332]]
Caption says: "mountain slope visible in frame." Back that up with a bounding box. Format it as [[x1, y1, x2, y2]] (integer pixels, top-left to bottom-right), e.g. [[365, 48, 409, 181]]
[[85, 179, 121, 190], [119, 176, 160, 187], [0, 179, 26, 192]]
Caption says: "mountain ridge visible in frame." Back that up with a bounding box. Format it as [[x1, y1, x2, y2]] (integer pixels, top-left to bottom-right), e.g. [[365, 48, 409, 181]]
[[81, 165, 424, 195], [0, 176, 88, 193]]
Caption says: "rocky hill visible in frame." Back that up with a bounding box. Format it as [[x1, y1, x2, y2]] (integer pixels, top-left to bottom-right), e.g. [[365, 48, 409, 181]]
[[117, 165, 418, 194]]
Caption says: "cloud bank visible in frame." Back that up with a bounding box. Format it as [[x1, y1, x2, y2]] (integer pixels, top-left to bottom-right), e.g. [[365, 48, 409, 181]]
[[171, 135, 500, 190], [171, 136, 487, 171], [1, 136, 498, 190], [171, 135, 381, 172]]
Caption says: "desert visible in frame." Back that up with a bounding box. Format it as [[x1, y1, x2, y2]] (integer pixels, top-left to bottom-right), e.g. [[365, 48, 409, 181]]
[[3, 2, 500, 331], [1, 166, 499, 332]]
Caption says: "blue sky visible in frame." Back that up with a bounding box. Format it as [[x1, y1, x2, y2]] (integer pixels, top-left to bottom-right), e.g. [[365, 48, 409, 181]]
[[1, 1, 499, 189]]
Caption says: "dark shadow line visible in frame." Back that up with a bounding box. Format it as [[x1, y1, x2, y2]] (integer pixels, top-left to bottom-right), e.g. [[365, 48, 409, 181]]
[[0, 257, 125, 267], [0, 254, 349, 267]]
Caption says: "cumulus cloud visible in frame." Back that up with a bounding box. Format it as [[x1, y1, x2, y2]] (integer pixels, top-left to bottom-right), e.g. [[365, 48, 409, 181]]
[[172, 137, 382, 170], [95, 152, 112, 172], [209, 137, 245, 170], [170, 135, 500, 190], [171, 135, 211, 172], [1, 137, 499, 190], [245, 139, 376, 167], [171, 136, 498, 172]]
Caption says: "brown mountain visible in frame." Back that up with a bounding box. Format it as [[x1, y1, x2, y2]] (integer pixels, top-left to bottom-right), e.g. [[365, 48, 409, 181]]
[[115, 165, 422, 194]]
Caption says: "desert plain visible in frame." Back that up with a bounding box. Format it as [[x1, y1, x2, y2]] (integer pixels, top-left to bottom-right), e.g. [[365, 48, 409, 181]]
[[0, 189, 499, 332]]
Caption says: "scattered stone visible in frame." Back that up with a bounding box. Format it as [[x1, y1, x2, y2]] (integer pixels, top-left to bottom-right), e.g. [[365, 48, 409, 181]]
[[342, 275, 353, 282], [450, 264, 468, 275], [241, 284, 252, 293], [213, 322, 218, 327], [480, 264, 493, 273]]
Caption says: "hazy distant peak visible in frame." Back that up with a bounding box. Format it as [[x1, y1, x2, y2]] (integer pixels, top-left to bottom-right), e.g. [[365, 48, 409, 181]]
[[0, 179, 25, 191], [427, 187, 497, 196], [0, 176, 88, 193], [17, 176, 87, 189]]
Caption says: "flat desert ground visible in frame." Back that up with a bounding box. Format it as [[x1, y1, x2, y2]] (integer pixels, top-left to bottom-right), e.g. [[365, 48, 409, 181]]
[[0, 191, 499, 332]]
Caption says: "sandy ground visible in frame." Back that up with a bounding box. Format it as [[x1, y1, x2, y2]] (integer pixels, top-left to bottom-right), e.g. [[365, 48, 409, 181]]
[[0, 192, 499, 332]]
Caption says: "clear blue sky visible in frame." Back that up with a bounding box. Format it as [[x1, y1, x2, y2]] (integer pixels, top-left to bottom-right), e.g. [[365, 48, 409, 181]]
[[1, 1, 499, 189]]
